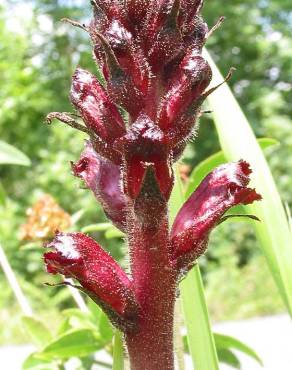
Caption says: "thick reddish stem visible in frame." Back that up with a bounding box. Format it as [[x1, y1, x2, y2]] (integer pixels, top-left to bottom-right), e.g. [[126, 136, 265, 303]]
[[125, 214, 176, 370]]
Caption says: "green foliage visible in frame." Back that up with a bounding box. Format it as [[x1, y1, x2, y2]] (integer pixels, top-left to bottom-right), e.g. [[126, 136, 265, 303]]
[[205, 50, 292, 315], [112, 331, 124, 370], [180, 266, 219, 370], [206, 254, 284, 321], [39, 329, 102, 360], [214, 333, 263, 366], [22, 304, 114, 369], [22, 353, 59, 370], [81, 223, 124, 239], [0, 141, 30, 166], [183, 331, 262, 368], [216, 349, 241, 369], [22, 316, 52, 348]]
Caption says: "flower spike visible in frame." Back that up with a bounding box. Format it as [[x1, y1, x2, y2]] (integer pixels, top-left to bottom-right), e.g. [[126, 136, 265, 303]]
[[44, 1, 263, 367]]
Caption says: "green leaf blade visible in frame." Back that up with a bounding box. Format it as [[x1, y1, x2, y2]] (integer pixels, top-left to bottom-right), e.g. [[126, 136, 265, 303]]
[[113, 331, 124, 370], [217, 348, 241, 369], [181, 266, 219, 370], [214, 333, 263, 366], [22, 316, 52, 348], [204, 48, 292, 316], [0, 140, 31, 166], [39, 329, 101, 360], [22, 353, 59, 370]]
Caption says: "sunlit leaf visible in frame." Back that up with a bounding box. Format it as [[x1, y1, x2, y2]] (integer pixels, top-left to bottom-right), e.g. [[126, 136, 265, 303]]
[[204, 48, 292, 316], [113, 331, 124, 370], [81, 223, 112, 233], [20, 243, 41, 251], [0, 182, 6, 206], [22, 353, 58, 370], [105, 227, 124, 239], [0, 140, 31, 166], [38, 329, 101, 360], [22, 316, 52, 348], [99, 312, 114, 344], [62, 308, 95, 330], [217, 349, 240, 369], [214, 332, 263, 366]]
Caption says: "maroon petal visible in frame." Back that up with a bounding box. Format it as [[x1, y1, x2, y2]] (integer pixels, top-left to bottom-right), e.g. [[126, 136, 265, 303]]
[[179, 0, 204, 35], [104, 20, 151, 95], [117, 114, 173, 200], [125, 0, 151, 25], [92, 0, 127, 25], [170, 161, 262, 269], [147, 0, 183, 71], [44, 232, 135, 316], [158, 53, 212, 130], [72, 142, 127, 231], [70, 67, 125, 142]]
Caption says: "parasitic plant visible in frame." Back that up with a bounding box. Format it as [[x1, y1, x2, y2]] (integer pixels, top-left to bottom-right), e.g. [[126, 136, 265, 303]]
[[44, 1, 261, 369]]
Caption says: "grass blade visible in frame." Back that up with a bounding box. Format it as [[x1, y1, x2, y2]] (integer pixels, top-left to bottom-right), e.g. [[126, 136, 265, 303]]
[[0, 242, 33, 316], [204, 48, 292, 315], [169, 167, 219, 370], [214, 332, 263, 366], [181, 266, 219, 370], [64, 278, 89, 313], [113, 331, 124, 370]]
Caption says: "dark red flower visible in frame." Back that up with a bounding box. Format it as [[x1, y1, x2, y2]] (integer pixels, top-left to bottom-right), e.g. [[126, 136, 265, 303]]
[[158, 52, 212, 131], [179, 0, 204, 35], [170, 160, 262, 271], [44, 232, 136, 317], [124, 0, 150, 26], [70, 67, 125, 143], [72, 142, 127, 231], [115, 114, 173, 200]]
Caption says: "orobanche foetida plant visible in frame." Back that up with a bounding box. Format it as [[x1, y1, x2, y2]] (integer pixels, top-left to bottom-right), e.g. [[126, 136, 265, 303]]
[[44, 1, 261, 369]]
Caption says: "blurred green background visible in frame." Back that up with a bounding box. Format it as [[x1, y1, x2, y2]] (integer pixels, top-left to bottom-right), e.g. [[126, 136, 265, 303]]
[[0, 0, 291, 345]]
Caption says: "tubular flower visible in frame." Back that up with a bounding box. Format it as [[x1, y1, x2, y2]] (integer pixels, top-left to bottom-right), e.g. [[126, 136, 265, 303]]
[[70, 67, 126, 143], [72, 141, 127, 231], [170, 161, 262, 271], [44, 232, 138, 329], [44, 1, 262, 369]]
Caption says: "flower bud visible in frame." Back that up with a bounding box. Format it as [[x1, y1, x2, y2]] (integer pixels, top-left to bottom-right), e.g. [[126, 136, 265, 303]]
[[158, 52, 211, 131], [44, 232, 136, 317], [91, 0, 126, 25], [104, 20, 151, 95], [95, 33, 145, 119], [72, 142, 127, 231], [146, 0, 183, 71], [124, 0, 151, 25], [70, 67, 125, 143], [116, 114, 173, 200], [179, 0, 204, 35], [170, 161, 262, 270]]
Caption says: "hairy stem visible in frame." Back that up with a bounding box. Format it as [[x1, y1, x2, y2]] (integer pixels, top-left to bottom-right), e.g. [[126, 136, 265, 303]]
[[125, 213, 176, 370]]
